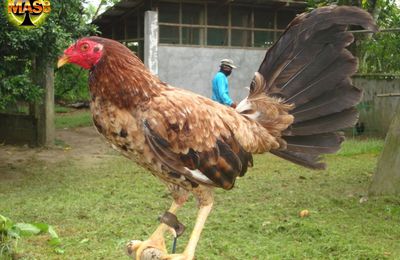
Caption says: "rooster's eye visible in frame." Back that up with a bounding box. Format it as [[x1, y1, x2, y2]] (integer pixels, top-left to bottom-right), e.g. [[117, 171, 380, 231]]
[[81, 43, 89, 52]]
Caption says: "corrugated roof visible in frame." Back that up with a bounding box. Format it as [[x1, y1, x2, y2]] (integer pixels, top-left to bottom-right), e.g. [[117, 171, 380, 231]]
[[93, 0, 307, 25]]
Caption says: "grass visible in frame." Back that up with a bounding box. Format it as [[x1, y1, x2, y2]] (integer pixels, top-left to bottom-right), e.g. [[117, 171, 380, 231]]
[[1, 133, 399, 259], [54, 109, 92, 129], [55, 105, 74, 114], [337, 138, 385, 156]]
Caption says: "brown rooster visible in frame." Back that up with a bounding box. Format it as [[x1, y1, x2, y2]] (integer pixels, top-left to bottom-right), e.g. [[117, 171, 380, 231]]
[[58, 6, 377, 260]]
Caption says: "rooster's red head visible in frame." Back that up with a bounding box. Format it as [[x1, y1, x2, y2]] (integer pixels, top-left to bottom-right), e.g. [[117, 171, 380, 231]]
[[57, 38, 104, 70]]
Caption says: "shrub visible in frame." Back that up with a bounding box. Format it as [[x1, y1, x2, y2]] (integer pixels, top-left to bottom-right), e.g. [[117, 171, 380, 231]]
[[0, 215, 62, 259], [55, 65, 90, 103]]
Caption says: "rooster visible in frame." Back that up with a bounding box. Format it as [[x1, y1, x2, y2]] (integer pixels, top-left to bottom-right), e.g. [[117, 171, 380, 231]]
[[58, 6, 377, 260]]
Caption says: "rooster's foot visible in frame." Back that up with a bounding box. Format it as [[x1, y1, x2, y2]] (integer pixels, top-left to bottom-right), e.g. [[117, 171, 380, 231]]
[[126, 239, 167, 260]]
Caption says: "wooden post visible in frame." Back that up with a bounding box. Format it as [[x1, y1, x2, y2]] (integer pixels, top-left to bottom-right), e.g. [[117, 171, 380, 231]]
[[31, 55, 55, 147], [369, 105, 400, 195]]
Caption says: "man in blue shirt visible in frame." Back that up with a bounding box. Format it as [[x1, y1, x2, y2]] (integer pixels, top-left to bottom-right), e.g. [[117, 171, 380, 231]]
[[212, 59, 237, 108]]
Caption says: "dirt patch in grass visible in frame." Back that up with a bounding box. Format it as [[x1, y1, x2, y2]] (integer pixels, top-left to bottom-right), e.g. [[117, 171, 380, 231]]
[[0, 127, 114, 176]]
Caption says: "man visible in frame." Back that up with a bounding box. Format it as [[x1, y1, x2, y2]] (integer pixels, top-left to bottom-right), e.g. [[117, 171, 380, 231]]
[[212, 59, 237, 108]]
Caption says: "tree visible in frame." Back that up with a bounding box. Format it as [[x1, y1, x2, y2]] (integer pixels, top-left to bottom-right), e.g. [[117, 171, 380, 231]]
[[0, 0, 96, 107], [307, 0, 400, 75], [86, 0, 121, 22], [0, 0, 96, 145], [358, 2, 400, 74], [369, 105, 400, 195]]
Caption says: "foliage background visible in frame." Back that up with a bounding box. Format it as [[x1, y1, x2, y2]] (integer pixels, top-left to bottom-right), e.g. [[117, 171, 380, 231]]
[[307, 0, 400, 75], [0, 0, 96, 111], [0, 1, 399, 109], [358, 2, 400, 74]]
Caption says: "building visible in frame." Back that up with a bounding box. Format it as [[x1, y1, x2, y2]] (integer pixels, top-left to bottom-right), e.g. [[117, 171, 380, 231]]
[[93, 0, 307, 100]]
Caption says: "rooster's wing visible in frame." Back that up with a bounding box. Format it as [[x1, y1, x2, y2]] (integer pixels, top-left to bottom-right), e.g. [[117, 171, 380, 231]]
[[141, 87, 281, 190]]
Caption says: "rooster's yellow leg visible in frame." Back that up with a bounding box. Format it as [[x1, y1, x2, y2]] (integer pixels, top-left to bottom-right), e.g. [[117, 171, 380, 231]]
[[127, 201, 183, 259], [163, 188, 214, 260], [149, 200, 182, 241]]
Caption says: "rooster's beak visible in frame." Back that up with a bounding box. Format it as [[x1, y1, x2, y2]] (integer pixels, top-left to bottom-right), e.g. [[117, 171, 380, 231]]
[[57, 55, 70, 68]]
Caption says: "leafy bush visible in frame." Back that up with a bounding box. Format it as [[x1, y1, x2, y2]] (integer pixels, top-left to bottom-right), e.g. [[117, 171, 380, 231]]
[[0, 75, 43, 111], [0, 215, 62, 259], [0, 0, 97, 111], [358, 3, 400, 74], [307, 0, 400, 75], [0, 54, 41, 112], [55, 65, 90, 102]]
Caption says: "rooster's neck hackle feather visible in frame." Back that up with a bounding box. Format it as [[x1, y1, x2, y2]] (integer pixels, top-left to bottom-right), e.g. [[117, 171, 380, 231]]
[[88, 36, 164, 108]]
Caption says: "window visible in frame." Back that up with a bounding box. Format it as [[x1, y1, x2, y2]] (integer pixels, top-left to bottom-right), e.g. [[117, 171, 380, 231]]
[[231, 29, 251, 47], [158, 2, 302, 48], [126, 15, 138, 39], [98, 6, 145, 61], [182, 3, 204, 45], [254, 9, 274, 29], [139, 12, 144, 38], [121, 9, 145, 60], [182, 27, 203, 45], [207, 4, 228, 26], [158, 2, 179, 23], [122, 40, 144, 60], [231, 6, 252, 27], [207, 28, 228, 46], [159, 25, 179, 44], [277, 11, 296, 29], [254, 31, 275, 48], [182, 4, 204, 25], [125, 41, 139, 53]]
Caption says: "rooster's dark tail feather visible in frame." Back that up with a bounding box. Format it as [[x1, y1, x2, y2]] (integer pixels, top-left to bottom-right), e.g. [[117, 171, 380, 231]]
[[251, 6, 377, 169]]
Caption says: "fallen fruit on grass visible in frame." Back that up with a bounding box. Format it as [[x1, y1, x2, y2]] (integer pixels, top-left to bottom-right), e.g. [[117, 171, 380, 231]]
[[299, 209, 310, 218]]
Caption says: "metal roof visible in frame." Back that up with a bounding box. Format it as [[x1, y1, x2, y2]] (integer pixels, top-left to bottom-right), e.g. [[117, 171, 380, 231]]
[[93, 0, 307, 25]]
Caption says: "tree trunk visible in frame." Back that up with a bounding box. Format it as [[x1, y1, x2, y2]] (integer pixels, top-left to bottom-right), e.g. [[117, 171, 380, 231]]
[[31, 55, 55, 147], [369, 106, 400, 195]]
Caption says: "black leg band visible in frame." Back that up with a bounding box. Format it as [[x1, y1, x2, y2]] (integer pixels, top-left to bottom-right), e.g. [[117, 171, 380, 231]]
[[159, 211, 186, 237]]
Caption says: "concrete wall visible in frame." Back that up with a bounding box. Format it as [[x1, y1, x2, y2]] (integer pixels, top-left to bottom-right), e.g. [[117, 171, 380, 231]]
[[354, 76, 400, 137], [158, 45, 266, 102]]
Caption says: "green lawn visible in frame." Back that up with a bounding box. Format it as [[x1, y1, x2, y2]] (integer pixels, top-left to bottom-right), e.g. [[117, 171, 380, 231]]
[[1, 135, 399, 259], [54, 109, 92, 129]]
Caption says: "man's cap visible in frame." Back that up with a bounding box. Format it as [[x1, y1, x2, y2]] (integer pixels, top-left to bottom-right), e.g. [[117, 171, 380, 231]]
[[220, 59, 237, 69]]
